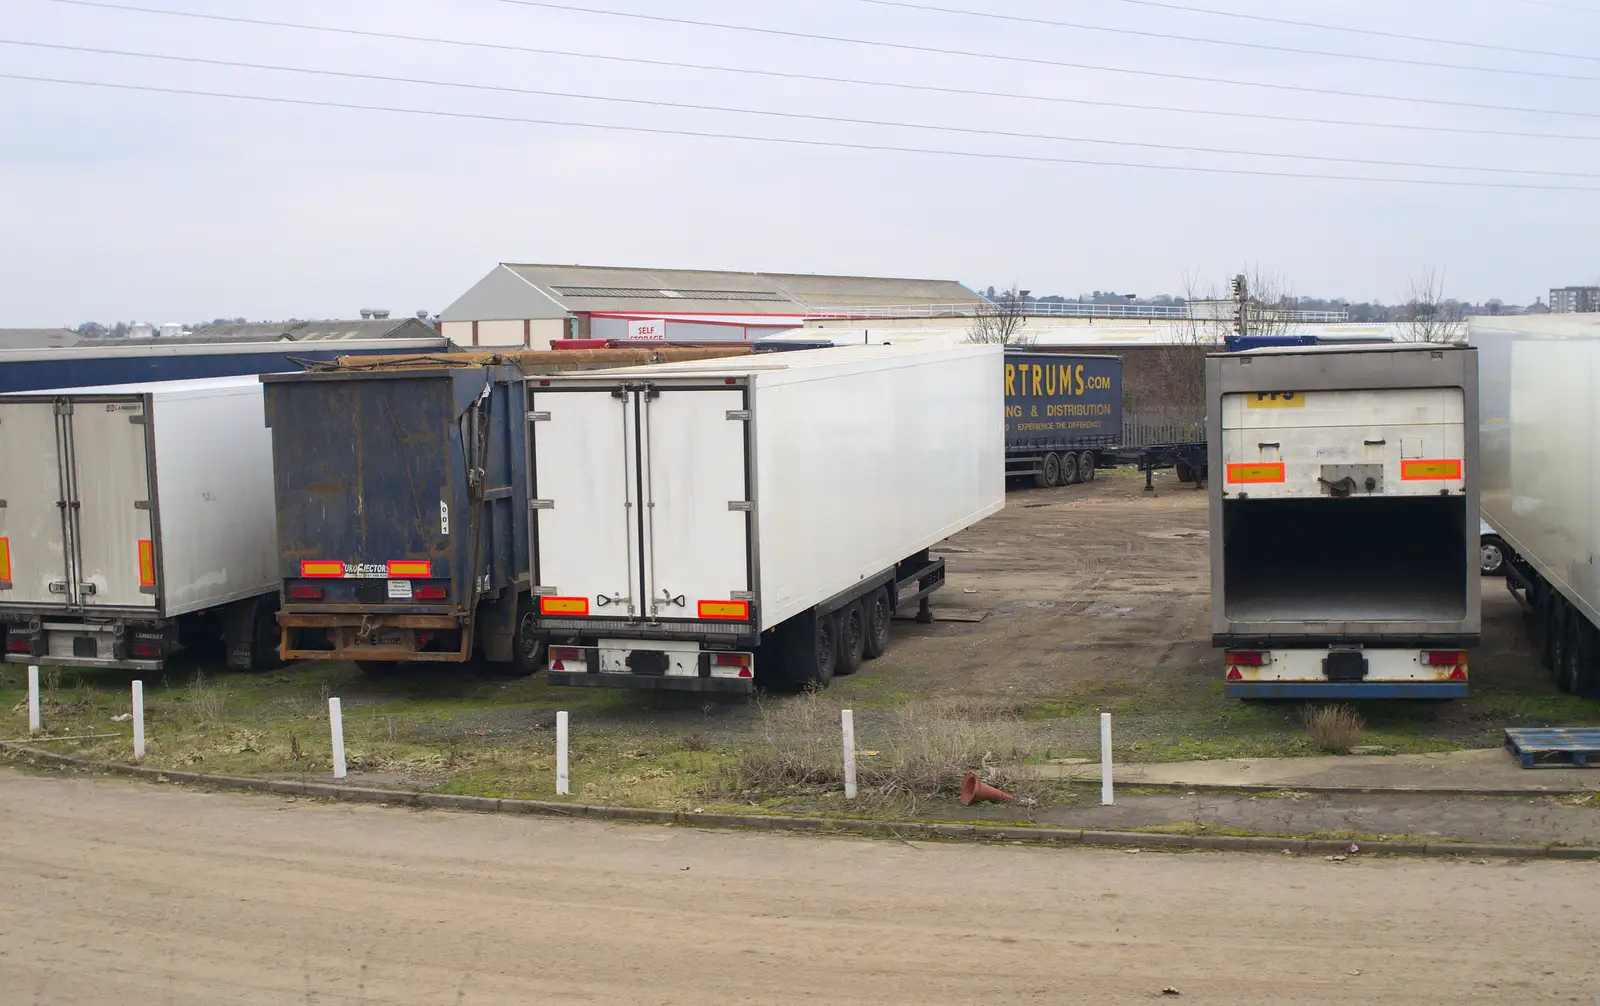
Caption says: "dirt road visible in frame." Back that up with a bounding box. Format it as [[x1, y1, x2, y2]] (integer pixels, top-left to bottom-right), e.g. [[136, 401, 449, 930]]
[[2, 770, 1596, 1004]]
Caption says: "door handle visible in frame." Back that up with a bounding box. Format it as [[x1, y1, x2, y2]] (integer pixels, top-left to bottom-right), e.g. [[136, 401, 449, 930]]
[[660, 590, 686, 608]]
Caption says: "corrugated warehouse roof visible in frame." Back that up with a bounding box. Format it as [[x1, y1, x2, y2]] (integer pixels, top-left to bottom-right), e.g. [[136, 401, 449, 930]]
[[441, 263, 982, 321], [0, 328, 81, 350]]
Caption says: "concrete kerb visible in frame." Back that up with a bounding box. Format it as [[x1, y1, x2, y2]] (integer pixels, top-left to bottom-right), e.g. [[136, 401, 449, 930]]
[[1053, 776, 1594, 800], [6, 744, 1596, 862]]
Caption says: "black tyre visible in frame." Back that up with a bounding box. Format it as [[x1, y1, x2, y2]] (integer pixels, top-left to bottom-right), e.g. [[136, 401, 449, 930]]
[[1548, 595, 1569, 684], [835, 601, 866, 676], [1560, 614, 1584, 695], [1060, 451, 1081, 485], [511, 593, 546, 675], [1078, 452, 1096, 482], [248, 597, 285, 671], [1035, 453, 1061, 489], [862, 587, 891, 660], [1480, 536, 1507, 577], [1174, 460, 1195, 484], [810, 611, 839, 687]]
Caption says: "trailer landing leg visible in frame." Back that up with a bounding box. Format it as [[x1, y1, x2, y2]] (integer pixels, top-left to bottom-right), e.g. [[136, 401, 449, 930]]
[[916, 596, 933, 624]]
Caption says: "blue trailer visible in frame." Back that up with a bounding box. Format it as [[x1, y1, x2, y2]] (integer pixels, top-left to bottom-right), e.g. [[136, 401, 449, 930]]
[[1004, 351, 1123, 487], [0, 337, 451, 394], [261, 364, 536, 670]]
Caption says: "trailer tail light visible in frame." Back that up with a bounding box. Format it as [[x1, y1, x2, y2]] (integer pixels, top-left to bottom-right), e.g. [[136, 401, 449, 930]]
[[289, 585, 324, 601], [1225, 650, 1266, 666], [713, 652, 750, 666], [548, 645, 585, 672], [130, 640, 163, 659], [1423, 650, 1467, 666], [0, 537, 10, 584], [540, 597, 589, 616], [414, 585, 447, 600], [301, 561, 344, 578], [698, 599, 749, 620], [6, 627, 38, 655], [387, 560, 432, 578], [137, 539, 156, 588]]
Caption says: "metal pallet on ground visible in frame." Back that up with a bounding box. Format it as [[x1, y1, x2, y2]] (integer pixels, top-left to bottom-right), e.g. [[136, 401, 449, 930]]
[[1504, 727, 1600, 768]]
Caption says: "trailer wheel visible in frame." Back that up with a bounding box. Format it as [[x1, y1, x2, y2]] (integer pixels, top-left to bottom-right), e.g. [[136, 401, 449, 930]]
[[1174, 460, 1194, 484], [511, 593, 547, 676], [1078, 452, 1096, 482], [1549, 596, 1570, 686], [248, 597, 285, 671], [1035, 453, 1061, 489], [835, 601, 866, 676], [862, 587, 891, 660], [808, 611, 839, 687], [1060, 451, 1080, 485]]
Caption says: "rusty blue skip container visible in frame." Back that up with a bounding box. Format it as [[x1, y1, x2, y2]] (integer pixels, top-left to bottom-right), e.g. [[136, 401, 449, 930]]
[[261, 363, 537, 672]]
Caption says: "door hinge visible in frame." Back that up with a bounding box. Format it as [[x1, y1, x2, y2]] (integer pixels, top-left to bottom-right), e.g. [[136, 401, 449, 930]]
[[128, 414, 147, 425], [53, 400, 72, 416], [730, 590, 756, 601], [529, 499, 554, 510], [527, 410, 551, 422], [726, 409, 752, 421], [0, 499, 7, 508], [134, 500, 152, 510], [532, 585, 557, 596], [728, 501, 754, 512]]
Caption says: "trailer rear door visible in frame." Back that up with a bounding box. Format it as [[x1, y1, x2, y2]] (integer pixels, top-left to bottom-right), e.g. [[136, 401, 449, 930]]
[[0, 399, 69, 606], [640, 388, 750, 621], [529, 388, 642, 618], [529, 382, 752, 624], [71, 399, 158, 610]]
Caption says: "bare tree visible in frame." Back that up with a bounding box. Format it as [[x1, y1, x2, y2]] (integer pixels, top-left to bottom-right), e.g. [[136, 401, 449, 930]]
[[1400, 267, 1465, 343], [964, 284, 1032, 345]]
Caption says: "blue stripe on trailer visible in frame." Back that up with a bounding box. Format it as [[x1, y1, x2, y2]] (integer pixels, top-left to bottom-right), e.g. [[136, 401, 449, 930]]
[[1503, 727, 1600, 768], [1226, 682, 1469, 700]]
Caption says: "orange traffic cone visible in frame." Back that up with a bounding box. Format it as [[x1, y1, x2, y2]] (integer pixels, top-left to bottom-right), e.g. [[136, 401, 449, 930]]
[[960, 772, 1013, 806]]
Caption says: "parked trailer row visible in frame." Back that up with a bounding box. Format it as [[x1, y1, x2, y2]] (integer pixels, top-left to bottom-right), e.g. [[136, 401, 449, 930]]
[[261, 344, 1004, 691]]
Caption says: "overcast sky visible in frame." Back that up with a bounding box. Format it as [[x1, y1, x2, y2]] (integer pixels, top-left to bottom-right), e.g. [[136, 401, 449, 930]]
[[4, 0, 1599, 325]]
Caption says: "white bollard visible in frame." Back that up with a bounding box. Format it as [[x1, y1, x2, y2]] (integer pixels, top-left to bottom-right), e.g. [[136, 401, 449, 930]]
[[841, 709, 858, 800], [1100, 711, 1114, 806], [131, 680, 145, 761], [27, 666, 40, 734], [556, 710, 570, 795], [328, 697, 347, 779]]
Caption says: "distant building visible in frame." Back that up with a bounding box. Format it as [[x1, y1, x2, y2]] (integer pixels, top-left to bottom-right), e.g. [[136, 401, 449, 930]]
[[181, 318, 438, 343], [439, 263, 983, 349], [1550, 286, 1600, 313]]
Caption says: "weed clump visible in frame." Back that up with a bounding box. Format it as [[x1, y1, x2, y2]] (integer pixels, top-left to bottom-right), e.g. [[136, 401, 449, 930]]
[[1301, 703, 1365, 754]]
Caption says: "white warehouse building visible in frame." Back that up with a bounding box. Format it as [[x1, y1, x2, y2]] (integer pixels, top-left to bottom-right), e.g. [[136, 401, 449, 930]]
[[436, 263, 983, 349]]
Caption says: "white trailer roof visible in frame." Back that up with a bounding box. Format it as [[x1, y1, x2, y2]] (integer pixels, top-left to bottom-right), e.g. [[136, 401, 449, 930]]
[[2, 374, 266, 398], [540, 344, 995, 381]]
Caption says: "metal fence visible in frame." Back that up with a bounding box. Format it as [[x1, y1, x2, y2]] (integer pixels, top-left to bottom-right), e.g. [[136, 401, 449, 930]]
[[1123, 413, 1205, 447], [805, 302, 1349, 323]]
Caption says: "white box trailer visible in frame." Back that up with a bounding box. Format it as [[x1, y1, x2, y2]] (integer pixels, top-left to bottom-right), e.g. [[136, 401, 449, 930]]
[[1208, 344, 1480, 699], [0, 376, 282, 671], [528, 344, 1005, 692], [1474, 313, 1600, 697]]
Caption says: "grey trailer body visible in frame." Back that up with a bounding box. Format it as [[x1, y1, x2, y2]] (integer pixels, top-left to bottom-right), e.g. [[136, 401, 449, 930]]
[[1207, 344, 1480, 698]]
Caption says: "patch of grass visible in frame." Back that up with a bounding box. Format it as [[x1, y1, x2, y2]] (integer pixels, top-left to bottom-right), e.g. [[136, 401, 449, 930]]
[[1301, 704, 1365, 754]]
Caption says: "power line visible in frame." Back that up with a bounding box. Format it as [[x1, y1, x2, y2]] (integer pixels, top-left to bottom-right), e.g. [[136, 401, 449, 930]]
[[13, 38, 1598, 180], [481, 0, 1600, 118], [6, 71, 1600, 192], [846, 0, 1600, 83], [1101, 0, 1600, 63], [45, 0, 1600, 142]]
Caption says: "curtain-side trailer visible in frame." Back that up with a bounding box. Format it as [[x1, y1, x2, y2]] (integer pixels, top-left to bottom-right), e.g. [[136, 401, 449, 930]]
[[1474, 314, 1600, 697], [1208, 344, 1480, 698], [1002, 351, 1122, 487], [530, 345, 1005, 692], [0, 377, 282, 670]]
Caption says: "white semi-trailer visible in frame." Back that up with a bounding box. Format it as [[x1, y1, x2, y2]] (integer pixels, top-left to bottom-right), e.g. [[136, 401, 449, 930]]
[[1474, 313, 1600, 697], [0, 377, 282, 671], [528, 344, 1005, 691], [1207, 344, 1480, 698]]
